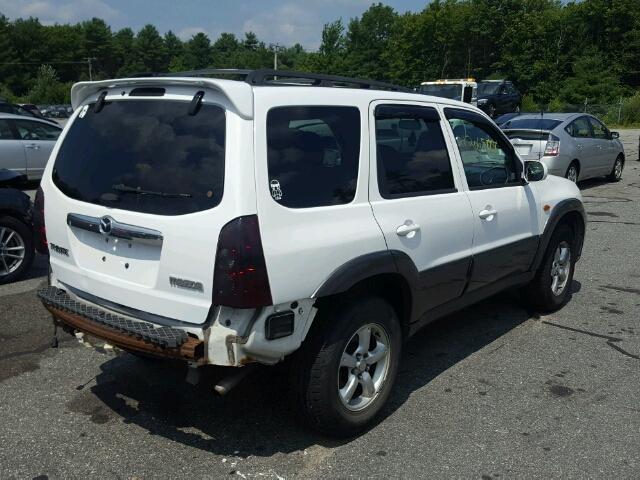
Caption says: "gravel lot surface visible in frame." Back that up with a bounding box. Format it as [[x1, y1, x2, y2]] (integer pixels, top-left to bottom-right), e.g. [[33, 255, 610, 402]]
[[1, 131, 639, 479]]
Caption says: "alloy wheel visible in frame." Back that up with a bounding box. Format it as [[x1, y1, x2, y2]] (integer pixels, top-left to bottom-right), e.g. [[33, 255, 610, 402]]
[[566, 165, 578, 183], [0, 226, 26, 278], [550, 241, 571, 296], [338, 323, 391, 412], [614, 159, 623, 180]]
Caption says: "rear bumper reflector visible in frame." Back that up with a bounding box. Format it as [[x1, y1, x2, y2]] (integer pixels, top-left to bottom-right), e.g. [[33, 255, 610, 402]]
[[37, 286, 203, 360]]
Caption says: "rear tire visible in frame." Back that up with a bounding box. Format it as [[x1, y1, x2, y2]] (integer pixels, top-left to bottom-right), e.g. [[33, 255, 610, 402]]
[[291, 296, 402, 437], [565, 162, 579, 183], [0, 215, 34, 285], [523, 224, 575, 313], [607, 155, 623, 182]]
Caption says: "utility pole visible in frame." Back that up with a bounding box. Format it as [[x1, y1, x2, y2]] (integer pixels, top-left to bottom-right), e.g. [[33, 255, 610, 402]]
[[617, 96, 623, 124], [272, 44, 282, 70], [85, 57, 97, 81]]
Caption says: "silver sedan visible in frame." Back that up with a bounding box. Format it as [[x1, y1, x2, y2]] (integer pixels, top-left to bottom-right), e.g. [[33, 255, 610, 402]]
[[0, 113, 62, 181], [501, 113, 625, 183]]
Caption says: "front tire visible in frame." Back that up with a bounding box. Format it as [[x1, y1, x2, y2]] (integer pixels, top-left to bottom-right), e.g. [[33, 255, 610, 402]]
[[292, 296, 402, 437], [607, 155, 623, 182], [523, 224, 575, 313], [0, 215, 34, 285]]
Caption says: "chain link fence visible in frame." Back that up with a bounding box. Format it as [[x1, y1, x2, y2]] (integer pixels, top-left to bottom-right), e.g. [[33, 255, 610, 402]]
[[522, 95, 640, 127]]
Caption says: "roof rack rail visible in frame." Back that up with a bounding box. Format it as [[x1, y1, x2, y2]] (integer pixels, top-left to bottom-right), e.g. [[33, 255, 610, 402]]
[[150, 68, 410, 93]]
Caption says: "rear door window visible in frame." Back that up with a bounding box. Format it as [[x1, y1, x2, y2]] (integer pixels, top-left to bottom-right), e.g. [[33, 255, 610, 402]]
[[13, 120, 61, 140], [375, 104, 455, 198], [266, 106, 360, 208], [53, 99, 225, 216], [566, 117, 592, 138]]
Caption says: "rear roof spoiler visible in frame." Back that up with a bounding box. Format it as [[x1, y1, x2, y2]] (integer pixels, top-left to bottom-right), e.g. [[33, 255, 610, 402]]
[[70, 77, 254, 119]]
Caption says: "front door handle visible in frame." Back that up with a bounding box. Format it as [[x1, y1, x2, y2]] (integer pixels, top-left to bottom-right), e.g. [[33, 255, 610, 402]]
[[478, 208, 498, 220], [396, 222, 420, 237], [24, 143, 40, 150]]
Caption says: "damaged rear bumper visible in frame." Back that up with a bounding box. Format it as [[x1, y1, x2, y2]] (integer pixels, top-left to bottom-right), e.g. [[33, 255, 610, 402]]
[[38, 286, 205, 362]]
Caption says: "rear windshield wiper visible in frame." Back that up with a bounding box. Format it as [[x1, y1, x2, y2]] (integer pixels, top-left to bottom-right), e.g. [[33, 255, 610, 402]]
[[112, 184, 192, 198]]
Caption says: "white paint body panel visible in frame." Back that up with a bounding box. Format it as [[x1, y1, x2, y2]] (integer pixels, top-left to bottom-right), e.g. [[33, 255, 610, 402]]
[[252, 88, 388, 305]]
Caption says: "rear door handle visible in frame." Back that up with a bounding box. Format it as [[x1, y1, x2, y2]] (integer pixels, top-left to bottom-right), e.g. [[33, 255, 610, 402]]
[[576, 144, 583, 149], [396, 222, 420, 237], [24, 143, 40, 150], [478, 208, 498, 220]]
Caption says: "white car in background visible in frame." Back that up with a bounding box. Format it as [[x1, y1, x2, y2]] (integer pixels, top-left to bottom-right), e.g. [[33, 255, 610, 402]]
[[0, 113, 62, 180]]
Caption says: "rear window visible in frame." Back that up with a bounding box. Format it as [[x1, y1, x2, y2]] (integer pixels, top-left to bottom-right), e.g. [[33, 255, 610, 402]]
[[419, 84, 462, 100], [53, 99, 225, 216], [267, 106, 360, 208], [502, 118, 562, 130]]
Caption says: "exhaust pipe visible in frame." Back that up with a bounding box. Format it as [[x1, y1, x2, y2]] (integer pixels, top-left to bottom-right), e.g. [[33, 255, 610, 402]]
[[214, 365, 257, 395]]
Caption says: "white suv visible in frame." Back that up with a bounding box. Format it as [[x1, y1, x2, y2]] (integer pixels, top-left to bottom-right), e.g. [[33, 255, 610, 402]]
[[36, 70, 585, 437]]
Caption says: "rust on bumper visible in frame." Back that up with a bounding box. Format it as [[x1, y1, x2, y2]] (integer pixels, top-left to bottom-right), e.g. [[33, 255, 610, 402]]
[[45, 303, 204, 361], [38, 286, 204, 362]]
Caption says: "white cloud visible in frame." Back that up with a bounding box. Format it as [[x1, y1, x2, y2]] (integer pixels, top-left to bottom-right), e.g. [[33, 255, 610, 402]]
[[0, 0, 120, 24], [177, 26, 209, 40], [242, 2, 334, 49]]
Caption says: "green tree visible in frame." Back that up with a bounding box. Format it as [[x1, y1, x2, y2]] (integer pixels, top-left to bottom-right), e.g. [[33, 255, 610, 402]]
[[82, 18, 113, 78], [344, 3, 398, 80], [184, 32, 212, 69], [136, 24, 166, 72], [28, 65, 69, 103], [113, 28, 141, 76]]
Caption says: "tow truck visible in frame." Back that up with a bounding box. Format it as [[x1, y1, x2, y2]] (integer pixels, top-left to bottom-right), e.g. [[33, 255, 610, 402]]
[[419, 78, 477, 106]]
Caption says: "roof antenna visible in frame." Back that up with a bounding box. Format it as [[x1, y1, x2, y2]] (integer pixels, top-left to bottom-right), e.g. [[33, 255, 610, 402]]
[[93, 91, 108, 113], [188, 91, 205, 115]]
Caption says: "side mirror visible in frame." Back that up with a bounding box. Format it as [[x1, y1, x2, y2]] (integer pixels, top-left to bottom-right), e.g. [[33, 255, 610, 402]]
[[525, 161, 547, 182], [611, 131, 619, 139]]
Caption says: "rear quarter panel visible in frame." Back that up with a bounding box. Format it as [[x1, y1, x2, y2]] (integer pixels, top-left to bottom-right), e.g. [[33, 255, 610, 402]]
[[253, 88, 388, 305]]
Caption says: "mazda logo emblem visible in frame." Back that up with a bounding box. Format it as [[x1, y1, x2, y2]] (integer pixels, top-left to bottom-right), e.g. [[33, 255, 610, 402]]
[[99, 216, 112, 235]]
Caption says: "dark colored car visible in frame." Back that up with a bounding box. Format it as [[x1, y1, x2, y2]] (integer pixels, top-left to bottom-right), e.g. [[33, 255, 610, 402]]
[[0, 169, 35, 284], [19, 104, 45, 118], [0, 101, 60, 127], [477, 80, 521, 118]]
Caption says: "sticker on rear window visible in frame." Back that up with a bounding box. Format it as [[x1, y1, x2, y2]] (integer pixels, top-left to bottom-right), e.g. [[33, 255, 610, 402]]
[[270, 179, 283, 201], [78, 105, 89, 118]]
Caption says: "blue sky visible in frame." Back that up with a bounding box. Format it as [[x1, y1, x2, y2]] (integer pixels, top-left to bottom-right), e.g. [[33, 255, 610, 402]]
[[0, 0, 428, 48]]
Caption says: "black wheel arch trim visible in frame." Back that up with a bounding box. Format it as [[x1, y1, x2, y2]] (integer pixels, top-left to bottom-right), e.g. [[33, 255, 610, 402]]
[[313, 250, 419, 300], [531, 198, 585, 272]]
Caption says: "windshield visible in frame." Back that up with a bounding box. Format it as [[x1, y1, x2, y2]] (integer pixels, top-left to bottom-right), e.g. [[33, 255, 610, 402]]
[[502, 118, 562, 130], [477, 82, 501, 96], [53, 99, 225, 216], [420, 84, 462, 100]]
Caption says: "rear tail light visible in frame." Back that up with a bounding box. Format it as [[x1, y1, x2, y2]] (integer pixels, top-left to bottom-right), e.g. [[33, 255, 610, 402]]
[[213, 215, 272, 308], [33, 187, 48, 254], [544, 134, 560, 156]]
